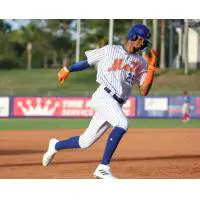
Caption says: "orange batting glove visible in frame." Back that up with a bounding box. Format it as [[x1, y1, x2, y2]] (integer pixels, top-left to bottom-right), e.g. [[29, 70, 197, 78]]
[[143, 49, 157, 85], [144, 49, 157, 71], [57, 66, 70, 85]]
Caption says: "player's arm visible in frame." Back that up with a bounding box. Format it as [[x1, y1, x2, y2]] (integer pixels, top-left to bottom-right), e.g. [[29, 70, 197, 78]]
[[57, 60, 90, 85], [139, 49, 157, 96], [57, 46, 105, 85]]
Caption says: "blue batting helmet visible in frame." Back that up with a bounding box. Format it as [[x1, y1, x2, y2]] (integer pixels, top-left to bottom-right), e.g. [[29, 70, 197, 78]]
[[128, 23, 151, 41]]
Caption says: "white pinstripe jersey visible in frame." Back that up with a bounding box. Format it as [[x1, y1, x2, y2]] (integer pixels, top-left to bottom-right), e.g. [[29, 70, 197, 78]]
[[85, 45, 147, 100]]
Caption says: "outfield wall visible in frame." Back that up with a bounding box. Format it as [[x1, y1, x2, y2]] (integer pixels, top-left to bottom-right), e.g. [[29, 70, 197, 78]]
[[0, 96, 200, 118]]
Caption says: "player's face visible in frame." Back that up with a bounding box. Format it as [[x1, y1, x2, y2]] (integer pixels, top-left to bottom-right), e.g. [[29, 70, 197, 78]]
[[133, 36, 145, 50], [125, 36, 146, 54]]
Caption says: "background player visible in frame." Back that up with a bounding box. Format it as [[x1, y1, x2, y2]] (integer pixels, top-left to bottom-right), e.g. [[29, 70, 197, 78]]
[[42, 23, 157, 179], [182, 89, 190, 123]]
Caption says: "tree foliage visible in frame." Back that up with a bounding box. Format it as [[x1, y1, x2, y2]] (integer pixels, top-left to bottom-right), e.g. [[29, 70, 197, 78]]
[[0, 19, 173, 69]]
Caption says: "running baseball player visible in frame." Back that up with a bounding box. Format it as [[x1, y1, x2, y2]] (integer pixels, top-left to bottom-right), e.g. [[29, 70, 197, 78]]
[[42, 23, 157, 179]]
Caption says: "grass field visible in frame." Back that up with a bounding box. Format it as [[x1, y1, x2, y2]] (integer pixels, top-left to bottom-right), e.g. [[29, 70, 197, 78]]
[[0, 118, 199, 130], [0, 68, 200, 96]]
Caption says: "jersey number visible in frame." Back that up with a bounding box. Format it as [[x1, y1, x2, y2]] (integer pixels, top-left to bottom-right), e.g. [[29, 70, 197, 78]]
[[125, 72, 134, 85]]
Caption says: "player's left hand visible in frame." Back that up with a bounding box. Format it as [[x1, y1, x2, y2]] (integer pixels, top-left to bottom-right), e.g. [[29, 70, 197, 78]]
[[57, 66, 70, 85], [144, 49, 157, 71]]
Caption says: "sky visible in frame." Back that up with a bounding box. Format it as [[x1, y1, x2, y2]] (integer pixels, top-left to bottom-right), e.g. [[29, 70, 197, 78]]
[[4, 19, 30, 30]]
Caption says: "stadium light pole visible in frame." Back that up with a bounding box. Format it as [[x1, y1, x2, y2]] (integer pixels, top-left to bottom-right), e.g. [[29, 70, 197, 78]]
[[152, 19, 157, 51], [160, 19, 166, 69], [142, 19, 147, 57], [169, 20, 173, 67], [183, 19, 189, 75], [143, 19, 147, 26], [76, 19, 81, 63], [175, 27, 182, 69], [109, 19, 114, 45]]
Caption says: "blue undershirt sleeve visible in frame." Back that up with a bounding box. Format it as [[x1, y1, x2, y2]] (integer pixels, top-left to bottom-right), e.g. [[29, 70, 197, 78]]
[[68, 60, 90, 72]]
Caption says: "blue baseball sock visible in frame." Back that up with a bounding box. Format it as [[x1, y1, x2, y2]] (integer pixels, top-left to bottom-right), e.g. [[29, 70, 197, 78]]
[[101, 127, 126, 165], [55, 136, 80, 150]]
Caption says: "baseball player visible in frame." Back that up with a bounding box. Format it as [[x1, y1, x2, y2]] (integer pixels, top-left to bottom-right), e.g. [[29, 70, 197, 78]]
[[42, 23, 157, 179], [182, 89, 190, 123]]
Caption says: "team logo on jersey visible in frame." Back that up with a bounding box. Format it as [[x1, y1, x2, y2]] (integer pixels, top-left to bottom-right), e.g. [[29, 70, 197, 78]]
[[108, 58, 142, 73]]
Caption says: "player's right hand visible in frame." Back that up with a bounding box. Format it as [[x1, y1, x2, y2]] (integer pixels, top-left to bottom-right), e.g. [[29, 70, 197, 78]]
[[57, 66, 70, 85], [144, 49, 157, 71]]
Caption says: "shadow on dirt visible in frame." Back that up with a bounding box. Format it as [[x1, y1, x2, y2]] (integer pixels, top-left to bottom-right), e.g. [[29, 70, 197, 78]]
[[0, 154, 200, 168]]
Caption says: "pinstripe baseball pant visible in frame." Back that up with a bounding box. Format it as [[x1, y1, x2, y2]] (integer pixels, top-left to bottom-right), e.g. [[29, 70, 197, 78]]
[[79, 86, 128, 148]]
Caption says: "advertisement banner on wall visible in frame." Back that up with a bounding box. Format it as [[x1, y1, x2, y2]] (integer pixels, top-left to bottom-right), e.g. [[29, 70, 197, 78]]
[[168, 96, 184, 118], [0, 97, 10, 117], [193, 97, 200, 118], [168, 96, 200, 118], [12, 97, 136, 118], [136, 97, 168, 117]]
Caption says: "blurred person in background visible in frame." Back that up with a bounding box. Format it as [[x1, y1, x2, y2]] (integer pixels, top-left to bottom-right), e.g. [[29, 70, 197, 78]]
[[182, 89, 190, 123]]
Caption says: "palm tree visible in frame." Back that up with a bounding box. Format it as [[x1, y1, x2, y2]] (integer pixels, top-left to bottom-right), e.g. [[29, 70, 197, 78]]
[[10, 23, 44, 70]]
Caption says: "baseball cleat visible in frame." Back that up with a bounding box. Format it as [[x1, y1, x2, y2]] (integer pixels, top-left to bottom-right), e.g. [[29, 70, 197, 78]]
[[93, 164, 117, 179], [42, 138, 59, 167]]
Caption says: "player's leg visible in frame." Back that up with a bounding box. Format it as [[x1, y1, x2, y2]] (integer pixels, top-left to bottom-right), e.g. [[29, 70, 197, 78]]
[[42, 112, 110, 167], [182, 103, 186, 122], [55, 112, 110, 150], [78, 112, 110, 148], [182, 103, 190, 123], [92, 98, 128, 179]]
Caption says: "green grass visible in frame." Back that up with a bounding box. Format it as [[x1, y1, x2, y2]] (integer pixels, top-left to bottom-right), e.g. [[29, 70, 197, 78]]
[[0, 68, 200, 96], [0, 68, 98, 96], [0, 118, 199, 130]]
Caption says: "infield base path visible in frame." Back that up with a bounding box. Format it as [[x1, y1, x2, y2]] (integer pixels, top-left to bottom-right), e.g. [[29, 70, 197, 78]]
[[1, 128, 200, 179]]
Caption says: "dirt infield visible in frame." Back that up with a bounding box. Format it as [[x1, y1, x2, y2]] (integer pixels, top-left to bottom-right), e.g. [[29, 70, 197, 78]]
[[1, 128, 200, 179]]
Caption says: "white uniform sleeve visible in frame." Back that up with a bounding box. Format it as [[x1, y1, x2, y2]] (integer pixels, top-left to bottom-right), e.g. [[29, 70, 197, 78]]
[[85, 46, 106, 66], [136, 59, 148, 86]]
